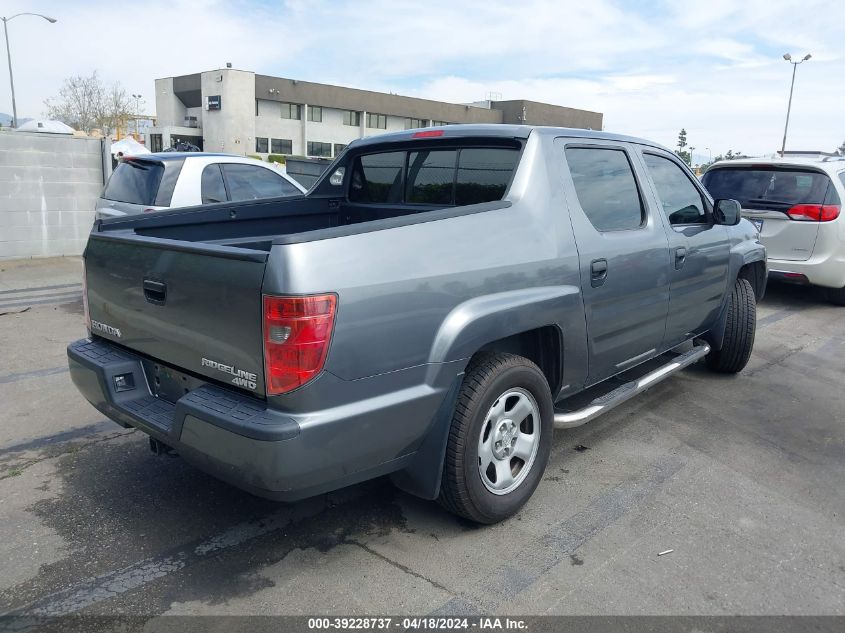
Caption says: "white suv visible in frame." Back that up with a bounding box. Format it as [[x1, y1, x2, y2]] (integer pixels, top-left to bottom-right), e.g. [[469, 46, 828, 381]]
[[703, 155, 845, 304], [95, 153, 306, 220]]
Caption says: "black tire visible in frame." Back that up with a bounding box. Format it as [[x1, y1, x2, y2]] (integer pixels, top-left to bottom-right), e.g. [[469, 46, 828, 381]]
[[438, 352, 553, 524], [825, 285, 845, 306], [706, 277, 756, 373]]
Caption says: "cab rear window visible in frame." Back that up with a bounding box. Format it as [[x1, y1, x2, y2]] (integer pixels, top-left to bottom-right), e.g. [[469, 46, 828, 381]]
[[103, 160, 164, 206], [349, 146, 519, 206], [702, 167, 839, 209]]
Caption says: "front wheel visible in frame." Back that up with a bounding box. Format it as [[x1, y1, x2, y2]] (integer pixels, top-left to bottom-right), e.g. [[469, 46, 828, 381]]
[[438, 352, 553, 524], [706, 277, 756, 373]]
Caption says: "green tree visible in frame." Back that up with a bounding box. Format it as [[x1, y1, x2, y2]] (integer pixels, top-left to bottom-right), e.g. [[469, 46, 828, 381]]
[[837, 139, 845, 156], [675, 128, 691, 165], [699, 150, 750, 173]]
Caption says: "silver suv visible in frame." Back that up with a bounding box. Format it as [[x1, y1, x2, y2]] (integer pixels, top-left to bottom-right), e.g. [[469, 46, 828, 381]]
[[703, 155, 845, 304]]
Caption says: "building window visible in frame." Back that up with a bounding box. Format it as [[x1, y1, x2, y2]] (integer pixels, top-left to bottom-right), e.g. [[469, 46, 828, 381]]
[[405, 118, 428, 130], [280, 103, 301, 120], [255, 137, 269, 153], [343, 111, 361, 126], [308, 105, 322, 122], [367, 113, 387, 129], [432, 120, 450, 127], [333, 143, 347, 157], [307, 141, 332, 158], [271, 138, 293, 154]]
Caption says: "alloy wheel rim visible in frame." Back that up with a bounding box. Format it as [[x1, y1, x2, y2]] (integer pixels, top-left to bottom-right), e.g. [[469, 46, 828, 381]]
[[477, 387, 540, 495]]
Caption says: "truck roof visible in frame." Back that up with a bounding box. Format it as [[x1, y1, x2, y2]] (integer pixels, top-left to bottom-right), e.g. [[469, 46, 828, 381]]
[[349, 123, 672, 153]]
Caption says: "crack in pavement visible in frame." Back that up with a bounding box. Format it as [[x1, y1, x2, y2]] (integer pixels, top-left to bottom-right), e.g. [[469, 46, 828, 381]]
[[347, 540, 450, 593]]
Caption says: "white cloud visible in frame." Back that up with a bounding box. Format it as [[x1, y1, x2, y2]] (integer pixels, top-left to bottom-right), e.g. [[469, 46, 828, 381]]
[[1, 0, 843, 158]]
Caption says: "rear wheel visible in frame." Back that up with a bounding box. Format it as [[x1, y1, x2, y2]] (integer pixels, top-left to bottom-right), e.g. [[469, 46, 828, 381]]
[[824, 285, 845, 306], [438, 352, 553, 524], [706, 277, 756, 373]]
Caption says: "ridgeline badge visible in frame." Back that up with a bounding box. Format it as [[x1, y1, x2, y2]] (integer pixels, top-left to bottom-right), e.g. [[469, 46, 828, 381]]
[[201, 357, 258, 390]]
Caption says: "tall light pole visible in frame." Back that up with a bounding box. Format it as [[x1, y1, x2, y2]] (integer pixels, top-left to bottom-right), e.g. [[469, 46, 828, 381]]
[[689, 146, 696, 167], [1, 13, 57, 128], [131, 93, 142, 137], [780, 52, 811, 156]]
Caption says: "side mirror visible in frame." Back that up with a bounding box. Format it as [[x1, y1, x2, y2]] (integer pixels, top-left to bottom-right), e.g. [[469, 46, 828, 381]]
[[714, 199, 742, 225]]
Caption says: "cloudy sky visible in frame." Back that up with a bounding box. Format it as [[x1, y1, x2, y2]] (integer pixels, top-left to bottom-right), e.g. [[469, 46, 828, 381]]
[[2, 0, 843, 161]]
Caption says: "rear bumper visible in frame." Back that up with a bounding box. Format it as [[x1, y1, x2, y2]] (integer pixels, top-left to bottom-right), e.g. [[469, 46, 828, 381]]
[[768, 256, 845, 289], [68, 338, 448, 501]]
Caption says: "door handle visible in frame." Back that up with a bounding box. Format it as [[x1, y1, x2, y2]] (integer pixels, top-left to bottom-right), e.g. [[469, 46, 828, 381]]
[[143, 279, 167, 305], [590, 258, 608, 287], [674, 247, 687, 270]]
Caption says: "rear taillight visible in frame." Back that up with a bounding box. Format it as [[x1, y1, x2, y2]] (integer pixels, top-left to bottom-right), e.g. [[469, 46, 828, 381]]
[[82, 264, 91, 334], [786, 204, 841, 222], [263, 294, 337, 395]]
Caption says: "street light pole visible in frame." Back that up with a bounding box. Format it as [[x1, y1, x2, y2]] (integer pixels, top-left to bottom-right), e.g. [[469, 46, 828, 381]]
[[780, 52, 811, 157], [1, 13, 57, 129], [131, 94, 142, 137]]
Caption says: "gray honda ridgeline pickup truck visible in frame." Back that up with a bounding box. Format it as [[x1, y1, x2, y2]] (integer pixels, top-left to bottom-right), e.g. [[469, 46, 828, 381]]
[[68, 125, 766, 523]]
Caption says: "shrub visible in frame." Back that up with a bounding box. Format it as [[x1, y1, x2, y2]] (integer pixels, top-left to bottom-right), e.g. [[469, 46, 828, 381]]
[[267, 154, 286, 164]]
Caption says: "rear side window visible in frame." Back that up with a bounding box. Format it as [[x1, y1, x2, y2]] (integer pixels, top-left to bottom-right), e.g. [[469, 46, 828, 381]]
[[200, 164, 227, 204], [643, 153, 706, 224], [565, 147, 644, 231], [221, 164, 301, 202], [349, 146, 519, 206], [103, 160, 164, 205], [703, 167, 835, 209]]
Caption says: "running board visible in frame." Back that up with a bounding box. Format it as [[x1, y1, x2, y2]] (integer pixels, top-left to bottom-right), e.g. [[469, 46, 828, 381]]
[[553, 343, 710, 429]]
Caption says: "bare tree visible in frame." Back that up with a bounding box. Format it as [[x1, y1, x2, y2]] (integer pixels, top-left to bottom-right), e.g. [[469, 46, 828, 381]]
[[98, 82, 133, 136], [44, 71, 133, 135]]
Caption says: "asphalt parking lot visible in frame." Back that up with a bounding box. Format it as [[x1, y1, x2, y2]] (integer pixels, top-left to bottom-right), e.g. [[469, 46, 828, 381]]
[[0, 257, 843, 623]]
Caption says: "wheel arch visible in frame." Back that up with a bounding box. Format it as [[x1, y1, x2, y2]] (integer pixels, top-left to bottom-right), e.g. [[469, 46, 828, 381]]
[[392, 287, 576, 501], [703, 245, 765, 351]]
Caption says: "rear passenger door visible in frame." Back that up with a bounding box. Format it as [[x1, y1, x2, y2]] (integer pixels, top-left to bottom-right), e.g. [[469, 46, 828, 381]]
[[557, 140, 671, 384], [639, 150, 730, 347]]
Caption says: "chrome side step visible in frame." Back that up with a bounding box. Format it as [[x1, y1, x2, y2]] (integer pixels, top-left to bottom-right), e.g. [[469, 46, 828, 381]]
[[553, 343, 710, 429]]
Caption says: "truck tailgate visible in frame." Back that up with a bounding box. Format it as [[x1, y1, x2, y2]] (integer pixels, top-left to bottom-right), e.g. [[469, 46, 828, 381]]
[[85, 234, 268, 395]]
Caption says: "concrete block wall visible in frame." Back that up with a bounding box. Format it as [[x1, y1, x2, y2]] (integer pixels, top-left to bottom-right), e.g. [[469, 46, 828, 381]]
[[0, 132, 105, 260]]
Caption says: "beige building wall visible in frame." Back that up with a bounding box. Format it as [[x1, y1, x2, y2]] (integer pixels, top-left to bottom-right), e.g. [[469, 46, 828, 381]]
[[200, 69, 257, 154]]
